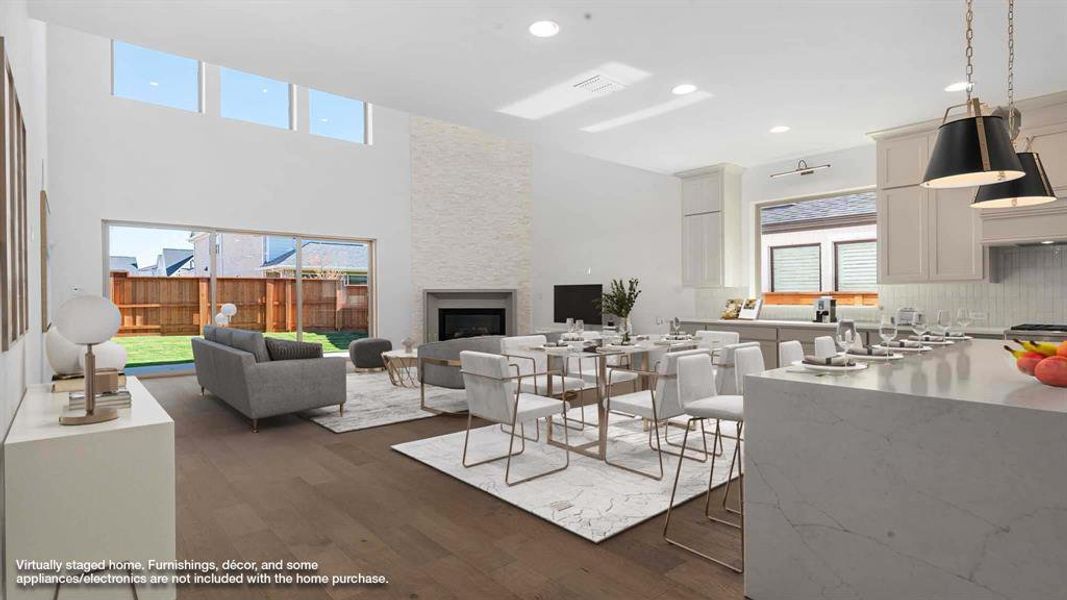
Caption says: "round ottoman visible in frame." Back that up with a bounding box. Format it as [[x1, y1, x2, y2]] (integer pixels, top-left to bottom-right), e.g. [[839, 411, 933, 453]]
[[349, 338, 392, 369]]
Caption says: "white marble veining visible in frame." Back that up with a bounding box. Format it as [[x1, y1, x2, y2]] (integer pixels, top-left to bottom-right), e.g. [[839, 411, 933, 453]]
[[744, 339, 1067, 600], [394, 410, 739, 543], [303, 371, 467, 433]]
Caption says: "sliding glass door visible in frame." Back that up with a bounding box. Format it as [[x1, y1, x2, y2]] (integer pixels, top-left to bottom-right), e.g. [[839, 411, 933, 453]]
[[105, 223, 373, 371]]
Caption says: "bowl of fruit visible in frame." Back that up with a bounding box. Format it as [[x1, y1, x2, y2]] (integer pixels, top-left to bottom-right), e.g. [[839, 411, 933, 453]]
[[1004, 340, 1067, 388]]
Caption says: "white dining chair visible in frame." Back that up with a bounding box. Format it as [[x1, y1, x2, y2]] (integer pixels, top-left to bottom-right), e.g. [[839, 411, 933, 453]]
[[459, 351, 571, 486], [813, 335, 838, 359], [715, 341, 761, 395], [663, 351, 746, 572], [696, 330, 741, 352], [500, 335, 589, 396], [778, 340, 804, 366], [603, 348, 712, 479]]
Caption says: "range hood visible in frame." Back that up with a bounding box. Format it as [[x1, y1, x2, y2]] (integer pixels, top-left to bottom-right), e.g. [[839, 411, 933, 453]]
[[980, 198, 1067, 246]]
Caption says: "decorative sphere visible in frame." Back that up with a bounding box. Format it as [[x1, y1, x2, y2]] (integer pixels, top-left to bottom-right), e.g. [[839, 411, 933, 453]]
[[55, 295, 121, 344], [215, 313, 229, 326], [45, 328, 83, 375], [79, 340, 128, 372], [221, 303, 237, 316]]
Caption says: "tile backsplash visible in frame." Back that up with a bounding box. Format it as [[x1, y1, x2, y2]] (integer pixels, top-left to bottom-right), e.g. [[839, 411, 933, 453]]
[[694, 244, 1066, 327]]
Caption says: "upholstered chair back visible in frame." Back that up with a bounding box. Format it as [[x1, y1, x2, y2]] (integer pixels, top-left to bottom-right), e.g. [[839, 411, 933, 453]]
[[734, 346, 766, 395], [717, 342, 762, 395], [696, 330, 741, 351], [460, 351, 516, 424], [778, 340, 804, 367], [653, 348, 710, 418], [677, 353, 717, 409], [813, 336, 837, 359], [500, 335, 548, 375]]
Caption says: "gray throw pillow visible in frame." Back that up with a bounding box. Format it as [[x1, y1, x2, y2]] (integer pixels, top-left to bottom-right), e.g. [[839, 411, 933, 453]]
[[265, 337, 324, 361]]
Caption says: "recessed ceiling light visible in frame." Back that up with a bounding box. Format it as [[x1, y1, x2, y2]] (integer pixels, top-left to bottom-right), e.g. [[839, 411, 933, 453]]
[[148, 81, 159, 87], [944, 81, 972, 92], [1041, 240, 1055, 245], [671, 83, 697, 96], [529, 20, 560, 38], [770, 125, 790, 133]]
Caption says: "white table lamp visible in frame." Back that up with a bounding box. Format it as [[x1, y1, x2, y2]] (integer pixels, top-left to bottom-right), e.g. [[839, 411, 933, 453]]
[[221, 303, 237, 317], [54, 295, 122, 425]]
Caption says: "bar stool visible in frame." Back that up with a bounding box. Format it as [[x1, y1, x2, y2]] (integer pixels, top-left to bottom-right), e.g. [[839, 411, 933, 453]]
[[663, 346, 763, 573], [778, 339, 804, 367]]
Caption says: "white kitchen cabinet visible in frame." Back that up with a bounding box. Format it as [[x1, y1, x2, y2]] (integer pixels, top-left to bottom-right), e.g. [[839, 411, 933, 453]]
[[682, 171, 722, 215], [928, 186, 984, 280], [1024, 120, 1067, 196], [877, 186, 928, 283], [677, 163, 743, 288], [877, 132, 932, 189]]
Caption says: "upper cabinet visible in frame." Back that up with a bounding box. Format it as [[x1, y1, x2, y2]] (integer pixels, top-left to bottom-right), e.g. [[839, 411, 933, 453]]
[[878, 132, 932, 189], [677, 164, 744, 288]]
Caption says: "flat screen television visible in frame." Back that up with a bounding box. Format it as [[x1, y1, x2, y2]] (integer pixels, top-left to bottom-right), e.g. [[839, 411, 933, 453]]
[[553, 284, 603, 325]]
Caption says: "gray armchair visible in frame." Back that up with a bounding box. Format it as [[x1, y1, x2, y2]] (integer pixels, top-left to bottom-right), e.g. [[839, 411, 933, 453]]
[[416, 335, 503, 414], [193, 326, 346, 431]]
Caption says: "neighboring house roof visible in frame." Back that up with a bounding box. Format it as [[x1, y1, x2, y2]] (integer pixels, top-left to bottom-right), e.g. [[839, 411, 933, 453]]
[[160, 248, 195, 276], [260, 240, 369, 271], [109, 256, 138, 272], [761, 191, 876, 232]]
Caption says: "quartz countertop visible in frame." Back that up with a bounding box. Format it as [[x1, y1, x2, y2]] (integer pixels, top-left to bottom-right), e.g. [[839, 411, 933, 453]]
[[750, 338, 1067, 413], [677, 317, 1005, 336]]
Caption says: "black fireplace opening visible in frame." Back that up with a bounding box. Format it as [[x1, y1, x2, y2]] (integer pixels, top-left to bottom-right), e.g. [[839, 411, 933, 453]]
[[439, 308, 506, 340]]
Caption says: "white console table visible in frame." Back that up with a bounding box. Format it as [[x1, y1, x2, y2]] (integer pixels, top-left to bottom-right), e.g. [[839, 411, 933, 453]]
[[4, 377, 176, 600]]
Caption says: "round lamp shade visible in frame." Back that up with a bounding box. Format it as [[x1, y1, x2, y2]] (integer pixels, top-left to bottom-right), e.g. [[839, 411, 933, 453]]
[[79, 340, 128, 372], [215, 313, 229, 326], [972, 152, 1058, 208], [55, 295, 121, 345], [221, 303, 237, 317], [922, 113, 1025, 189], [45, 327, 83, 375]]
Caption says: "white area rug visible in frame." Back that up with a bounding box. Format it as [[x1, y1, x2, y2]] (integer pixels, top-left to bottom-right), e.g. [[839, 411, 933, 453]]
[[303, 371, 467, 433], [392, 410, 740, 543]]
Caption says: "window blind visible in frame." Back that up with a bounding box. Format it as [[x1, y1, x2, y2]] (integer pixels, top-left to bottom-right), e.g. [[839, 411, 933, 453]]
[[771, 245, 821, 291], [836, 240, 877, 291]]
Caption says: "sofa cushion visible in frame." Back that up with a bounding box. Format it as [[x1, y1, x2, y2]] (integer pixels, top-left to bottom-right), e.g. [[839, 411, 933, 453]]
[[265, 337, 324, 361], [203, 325, 218, 342], [214, 327, 234, 347], [228, 328, 272, 363]]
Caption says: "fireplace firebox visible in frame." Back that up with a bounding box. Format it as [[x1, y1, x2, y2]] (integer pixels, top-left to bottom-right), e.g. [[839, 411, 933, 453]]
[[438, 308, 506, 340]]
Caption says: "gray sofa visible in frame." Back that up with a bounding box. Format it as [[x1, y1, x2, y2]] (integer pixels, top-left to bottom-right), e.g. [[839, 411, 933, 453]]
[[192, 326, 346, 431], [416, 335, 503, 414]]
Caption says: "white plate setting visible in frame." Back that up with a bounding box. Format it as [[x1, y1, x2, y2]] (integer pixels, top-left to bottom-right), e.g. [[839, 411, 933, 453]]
[[791, 360, 869, 373], [845, 350, 905, 361], [873, 343, 933, 353]]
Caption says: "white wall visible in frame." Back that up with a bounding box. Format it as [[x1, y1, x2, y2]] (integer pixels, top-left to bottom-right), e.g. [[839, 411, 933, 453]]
[[531, 147, 689, 334], [46, 25, 413, 342], [1, 3, 47, 432]]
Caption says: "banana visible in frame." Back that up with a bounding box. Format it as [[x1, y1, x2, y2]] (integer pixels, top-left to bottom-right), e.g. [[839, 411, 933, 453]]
[[1004, 345, 1026, 359], [1015, 339, 1059, 357]]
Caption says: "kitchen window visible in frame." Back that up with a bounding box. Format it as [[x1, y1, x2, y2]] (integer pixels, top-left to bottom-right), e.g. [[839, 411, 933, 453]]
[[770, 244, 821, 292], [835, 239, 877, 292]]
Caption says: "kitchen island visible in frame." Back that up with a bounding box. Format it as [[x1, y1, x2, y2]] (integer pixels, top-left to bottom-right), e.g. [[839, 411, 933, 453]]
[[743, 339, 1067, 599]]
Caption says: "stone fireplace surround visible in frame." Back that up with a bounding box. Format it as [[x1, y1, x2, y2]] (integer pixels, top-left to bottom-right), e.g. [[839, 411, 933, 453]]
[[423, 289, 517, 342]]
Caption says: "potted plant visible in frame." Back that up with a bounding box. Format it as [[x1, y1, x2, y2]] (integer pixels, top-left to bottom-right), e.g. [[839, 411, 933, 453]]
[[595, 278, 641, 343]]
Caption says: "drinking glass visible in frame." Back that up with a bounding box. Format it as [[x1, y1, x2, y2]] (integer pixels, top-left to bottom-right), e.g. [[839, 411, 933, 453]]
[[955, 308, 972, 333], [879, 313, 898, 346], [575, 319, 584, 334], [566, 317, 575, 334], [911, 311, 928, 338], [935, 309, 952, 337]]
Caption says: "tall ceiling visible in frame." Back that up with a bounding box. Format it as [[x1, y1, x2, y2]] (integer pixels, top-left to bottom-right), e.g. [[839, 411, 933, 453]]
[[29, 0, 1067, 174]]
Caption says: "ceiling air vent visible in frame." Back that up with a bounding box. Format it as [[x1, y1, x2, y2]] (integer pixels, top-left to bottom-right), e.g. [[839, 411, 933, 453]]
[[572, 74, 626, 97]]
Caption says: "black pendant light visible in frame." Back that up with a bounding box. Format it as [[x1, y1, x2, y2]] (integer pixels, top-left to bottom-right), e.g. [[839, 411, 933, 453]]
[[921, 0, 1024, 189], [972, 0, 1058, 208]]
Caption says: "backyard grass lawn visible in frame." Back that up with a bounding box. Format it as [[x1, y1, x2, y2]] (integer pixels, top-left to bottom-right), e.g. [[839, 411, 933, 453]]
[[114, 331, 367, 367]]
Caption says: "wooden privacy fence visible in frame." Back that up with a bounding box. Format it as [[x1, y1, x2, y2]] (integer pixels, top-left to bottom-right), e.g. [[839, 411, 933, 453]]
[[110, 272, 369, 336]]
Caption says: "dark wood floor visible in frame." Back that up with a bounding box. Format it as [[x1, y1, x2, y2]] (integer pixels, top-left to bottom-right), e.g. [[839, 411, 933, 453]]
[[146, 375, 744, 600]]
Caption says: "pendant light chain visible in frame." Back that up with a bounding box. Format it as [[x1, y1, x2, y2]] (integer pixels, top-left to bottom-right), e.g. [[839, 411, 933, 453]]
[[1007, 0, 1016, 136], [964, 0, 975, 104]]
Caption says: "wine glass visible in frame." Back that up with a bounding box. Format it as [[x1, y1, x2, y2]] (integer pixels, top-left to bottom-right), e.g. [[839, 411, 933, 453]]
[[879, 313, 898, 346], [575, 319, 585, 334], [911, 311, 928, 339], [955, 308, 972, 334], [566, 317, 575, 334], [935, 309, 952, 338]]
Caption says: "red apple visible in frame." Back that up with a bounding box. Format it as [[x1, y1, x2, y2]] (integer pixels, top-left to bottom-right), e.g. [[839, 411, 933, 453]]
[[1057, 341, 1067, 359], [1034, 356, 1067, 388], [1017, 352, 1045, 376]]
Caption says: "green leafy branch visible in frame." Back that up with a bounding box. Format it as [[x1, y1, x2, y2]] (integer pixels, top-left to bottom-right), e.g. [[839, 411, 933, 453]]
[[594, 278, 641, 319]]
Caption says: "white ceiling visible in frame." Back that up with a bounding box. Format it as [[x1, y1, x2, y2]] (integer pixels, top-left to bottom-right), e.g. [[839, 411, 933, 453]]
[[29, 0, 1067, 174]]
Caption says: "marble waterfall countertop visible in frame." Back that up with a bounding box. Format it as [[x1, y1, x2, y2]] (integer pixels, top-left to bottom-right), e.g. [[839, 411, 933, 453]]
[[678, 317, 1006, 337], [743, 338, 1067, 599]]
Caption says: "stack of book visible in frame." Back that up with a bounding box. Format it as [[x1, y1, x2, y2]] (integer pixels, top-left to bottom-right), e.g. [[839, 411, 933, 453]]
[[67, 389, 132, 410], [51, 369, 126, 393]]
